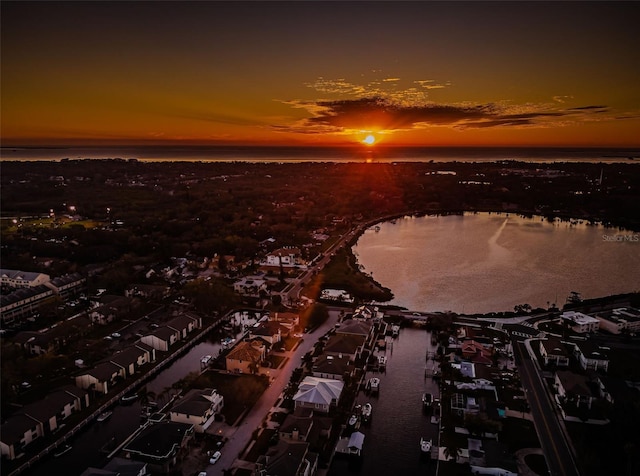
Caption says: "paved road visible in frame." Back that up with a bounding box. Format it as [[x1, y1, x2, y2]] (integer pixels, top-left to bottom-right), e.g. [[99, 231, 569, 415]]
[[204, 309, 342, 475], [513, 341, 580, 476]]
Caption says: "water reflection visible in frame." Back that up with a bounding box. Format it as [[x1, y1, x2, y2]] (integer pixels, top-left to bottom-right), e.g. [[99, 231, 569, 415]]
[[353, 213, 640, 314]]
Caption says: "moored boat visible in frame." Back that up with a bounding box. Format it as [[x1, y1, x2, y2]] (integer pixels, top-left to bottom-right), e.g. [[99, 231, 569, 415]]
[[121, 393, 138, 404], [391, 325, 400, 337], [420, 437, 432, 455], [54, 444, 72, 458], [348, 414, 358, 427], [378, 355, 386, 369], [422, 392, 433, 408], [368, 377, 380, 394], [97, 411, 112, 422], [361, 402, 372, 422]]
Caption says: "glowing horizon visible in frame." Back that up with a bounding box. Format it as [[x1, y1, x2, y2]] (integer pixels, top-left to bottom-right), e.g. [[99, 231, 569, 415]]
[[2, 2, 639, 148]]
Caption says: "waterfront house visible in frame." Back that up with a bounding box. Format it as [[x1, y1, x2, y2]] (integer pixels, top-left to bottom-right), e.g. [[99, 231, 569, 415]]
[[293, 376, 344, 414], [461, 340, 493, 360], [123, 421, 194, 474], [141, 326, 181, 352], [254, 440, 318, 476], [166, 312, 202, 340], [225, 340, 266, 374], [169, 388, 224, 433], [110, 345, 154, 377], [279, 410, 333, 447], [0, 414, 44, 460], [0, 386, 88, 460], [539, 337, 570, 367], [75, 361, 123, 394], [323, 333, 366, 362], [312, 353, 354, 381], [335, 319, 374, 340], [248, 320, 284, 345], [352, 305, 380, 321]]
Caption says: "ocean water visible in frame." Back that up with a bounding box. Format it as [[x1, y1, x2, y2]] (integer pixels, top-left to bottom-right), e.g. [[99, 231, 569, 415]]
[[2, 146, 640, 163]]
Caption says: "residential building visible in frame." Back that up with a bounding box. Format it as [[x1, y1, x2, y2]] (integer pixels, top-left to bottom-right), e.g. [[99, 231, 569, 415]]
[[166, 312, 202, 340], [254, 440, 318, 476], [169, 388, 223, 433], [312, 353, 354, 381], [75, 361, 123, 394], [594, 308, 640, 335], [248, 320, 284, 345], [571, 340, 610, 372], [0, 269, 50, 289], [125, 284, 170, 300], [0, 387, 88, 460], [539, 338, 570, 367], [123, 421, 194, 474], [141, 327, 181, 352], [561, 311, 599, 333], [323, 333, 366, 361], [554, 371, 597, 409], [225, 340, 266, 374], [44, 272, 86, 299], [293, 376, 344, 414], [1, 285, 55, 326], [233, 277, 268, 297]]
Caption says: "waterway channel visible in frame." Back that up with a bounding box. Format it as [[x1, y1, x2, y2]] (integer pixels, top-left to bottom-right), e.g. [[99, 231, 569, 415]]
[[329, 327, 440, 476], [25, 311, 259, 476]]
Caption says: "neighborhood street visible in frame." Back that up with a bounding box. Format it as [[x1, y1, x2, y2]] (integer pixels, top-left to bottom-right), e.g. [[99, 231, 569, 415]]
[[513, 341, 580, 476], [204, 309, 343, 475]]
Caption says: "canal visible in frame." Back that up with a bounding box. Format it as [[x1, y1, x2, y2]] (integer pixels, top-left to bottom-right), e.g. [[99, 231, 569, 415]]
[[24, 311, 260, 476], [329, 326, 441, 476]]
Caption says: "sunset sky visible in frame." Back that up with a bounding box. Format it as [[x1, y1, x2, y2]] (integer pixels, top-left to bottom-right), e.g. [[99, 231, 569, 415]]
[[2, 1, 639, 148]]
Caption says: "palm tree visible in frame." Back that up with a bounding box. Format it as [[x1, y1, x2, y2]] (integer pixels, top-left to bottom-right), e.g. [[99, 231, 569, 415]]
[[443, 440, 462, 462]]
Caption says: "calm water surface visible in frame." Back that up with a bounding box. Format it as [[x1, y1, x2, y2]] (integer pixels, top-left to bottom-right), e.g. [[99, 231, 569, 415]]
[[329, 328, 439, 476], [353, 213, 640, 314]]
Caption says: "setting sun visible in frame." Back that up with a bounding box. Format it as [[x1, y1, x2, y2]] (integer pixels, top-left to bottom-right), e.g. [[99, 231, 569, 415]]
[[363, 134, 376, 145]]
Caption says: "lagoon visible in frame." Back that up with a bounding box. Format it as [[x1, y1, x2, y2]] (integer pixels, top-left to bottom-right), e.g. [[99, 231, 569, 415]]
[[353, 213, 640, 314]]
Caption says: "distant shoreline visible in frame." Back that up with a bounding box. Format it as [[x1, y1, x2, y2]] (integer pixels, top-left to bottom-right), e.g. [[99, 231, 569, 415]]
[[2, 145, 639, 164]]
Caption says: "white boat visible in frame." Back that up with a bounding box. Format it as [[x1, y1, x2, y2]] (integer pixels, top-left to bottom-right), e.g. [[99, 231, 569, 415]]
[[348, 414, 358, 427], [97, 411, 112, 422], [121, 393, 138, 404], [420, 437, 432, 455], [54, 444, 72, 457], [201, 354, 212, 365], [378, 356, 386, 368], [422, 392, 433, 407], [221, 337, 236, 347], [361, 403, 372, 421], [368, 377, 380, 394], [391, 325, 400, 337]]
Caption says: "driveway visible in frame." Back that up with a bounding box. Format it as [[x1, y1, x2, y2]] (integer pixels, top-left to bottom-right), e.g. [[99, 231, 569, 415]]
[[201, 309, 342, 475]]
